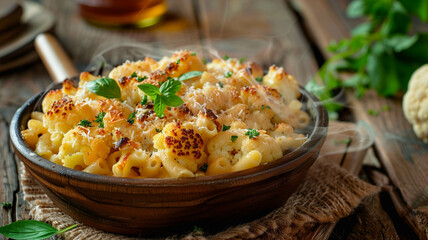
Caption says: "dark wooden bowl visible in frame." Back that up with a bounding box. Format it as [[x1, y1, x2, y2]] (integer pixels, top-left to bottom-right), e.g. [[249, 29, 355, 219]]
[[10, 85, 328, 236]]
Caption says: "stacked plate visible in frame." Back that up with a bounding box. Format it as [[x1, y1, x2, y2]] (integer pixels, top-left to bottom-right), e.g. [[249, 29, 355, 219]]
[[0, 1, 54, 72]]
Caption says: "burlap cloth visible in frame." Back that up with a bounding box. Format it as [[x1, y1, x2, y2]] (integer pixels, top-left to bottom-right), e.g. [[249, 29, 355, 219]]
[[20, 161, 380, 240]]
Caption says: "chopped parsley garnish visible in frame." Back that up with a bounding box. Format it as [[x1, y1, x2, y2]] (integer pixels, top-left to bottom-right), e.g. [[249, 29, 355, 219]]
[[137, 76, 147, 82], [222, 124, 231, 131], [138, 79, 184, 118], [261, 105, 271, 110], [194, 225, 204, 232], [2, 202, 12, 210], [86, 77, 123, 102], [223, 54, 229, 60], [78, 119, 93, 127], [191, 52, 197, 56], [245, 128, 260, 139], [176, 59, 180, 64], [218, 81, 223, 88], [231, 135, 238, 142], [225, 71, 233, 78], [368, 109, 379, 116], [94, 111, 106, 128], [140, 95, 148, 105], [334, 138, 351, 145], [130, 72, 138, 78], [239, 57, 246, 63], [255, 76, 263, 82], [382, 105, 390, 111], [156, 128, 162, 132], [199, 164, 208, 172], [162, 72, 166, 75], [127, 111, 136, 124]]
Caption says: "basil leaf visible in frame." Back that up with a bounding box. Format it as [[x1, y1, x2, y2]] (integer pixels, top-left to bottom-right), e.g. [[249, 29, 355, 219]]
[[160, 79, 181, 94], [162, 93, 183, 107], [0, 220, 58, 240], [154, 96, 166, 118], [138, 84, 161, 99], [178, 71, 203, 81], [86, 78, 123, 102]]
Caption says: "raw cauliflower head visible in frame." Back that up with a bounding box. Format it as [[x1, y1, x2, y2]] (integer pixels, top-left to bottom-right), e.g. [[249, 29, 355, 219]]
[[403, 64, 428, 143]]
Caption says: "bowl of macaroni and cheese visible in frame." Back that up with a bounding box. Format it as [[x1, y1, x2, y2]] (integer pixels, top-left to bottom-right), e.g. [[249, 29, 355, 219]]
[[10, 51, 328, 235]]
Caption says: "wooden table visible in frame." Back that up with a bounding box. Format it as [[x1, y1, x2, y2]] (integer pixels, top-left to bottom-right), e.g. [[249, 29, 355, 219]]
[[0, 0, 427, 239]]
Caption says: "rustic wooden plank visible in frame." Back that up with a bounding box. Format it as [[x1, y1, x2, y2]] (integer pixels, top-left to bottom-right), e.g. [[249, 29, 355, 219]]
[[296, 0, 428, 238]]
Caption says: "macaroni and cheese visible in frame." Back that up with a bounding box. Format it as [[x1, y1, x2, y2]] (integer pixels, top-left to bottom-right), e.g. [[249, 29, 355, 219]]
[[22, 51, 310, 178]]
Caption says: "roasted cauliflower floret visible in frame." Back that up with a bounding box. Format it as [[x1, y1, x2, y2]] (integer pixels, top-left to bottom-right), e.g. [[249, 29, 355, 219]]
[[43, 97, 97, 134], [263, 65, 300, 103], [403, 64, 428, 142], [108, 59, 153, 81], [153, 121, 207, 175], [56, 126, 113, 172]]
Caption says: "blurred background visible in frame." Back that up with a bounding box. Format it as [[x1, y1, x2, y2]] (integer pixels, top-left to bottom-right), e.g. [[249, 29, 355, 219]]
[[1, 0, 427, 239]]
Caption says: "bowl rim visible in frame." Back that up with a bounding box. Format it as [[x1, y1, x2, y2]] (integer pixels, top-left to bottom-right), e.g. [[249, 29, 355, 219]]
[[10, 84, 328, 187]]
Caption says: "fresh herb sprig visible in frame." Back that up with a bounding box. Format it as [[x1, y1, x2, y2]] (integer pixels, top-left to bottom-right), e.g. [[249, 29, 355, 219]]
[[0, 220, 76, 240], [138, 79, 184, 118], [306, 0, 428, 118]]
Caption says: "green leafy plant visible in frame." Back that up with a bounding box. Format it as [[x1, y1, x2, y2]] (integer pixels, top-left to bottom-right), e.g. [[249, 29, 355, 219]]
[[94, 112, 106, 128], [138, 79, 184, 118], [0, 220, 76, 240], [306, 0, 428, 118]]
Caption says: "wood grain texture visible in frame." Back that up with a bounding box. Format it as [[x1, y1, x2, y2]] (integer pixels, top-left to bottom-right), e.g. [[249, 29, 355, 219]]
[[296, 0, 428, 238]]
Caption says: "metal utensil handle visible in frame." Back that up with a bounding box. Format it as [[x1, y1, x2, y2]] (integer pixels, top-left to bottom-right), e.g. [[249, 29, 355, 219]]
[[34, 33, 78, 83]]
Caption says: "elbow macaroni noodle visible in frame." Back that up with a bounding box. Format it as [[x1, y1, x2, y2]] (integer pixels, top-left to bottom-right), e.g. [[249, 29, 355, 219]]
[[22, 51, 310, 178]]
